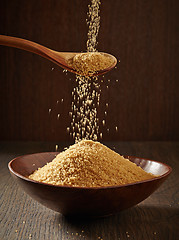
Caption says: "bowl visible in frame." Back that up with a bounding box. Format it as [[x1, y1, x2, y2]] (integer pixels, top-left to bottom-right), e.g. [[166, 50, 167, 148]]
[[8, 152, 172, 217]]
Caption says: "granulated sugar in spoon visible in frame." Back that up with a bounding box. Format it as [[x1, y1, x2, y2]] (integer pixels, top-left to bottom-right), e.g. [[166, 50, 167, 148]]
[[0, 35, 117, 76]]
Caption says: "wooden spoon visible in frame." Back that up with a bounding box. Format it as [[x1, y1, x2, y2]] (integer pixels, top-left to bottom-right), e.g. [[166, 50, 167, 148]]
[[0, 35, 117, 76]]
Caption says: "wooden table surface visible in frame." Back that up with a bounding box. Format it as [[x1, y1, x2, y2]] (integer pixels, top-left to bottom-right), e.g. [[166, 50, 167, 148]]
[[0, 141, 178, 240]]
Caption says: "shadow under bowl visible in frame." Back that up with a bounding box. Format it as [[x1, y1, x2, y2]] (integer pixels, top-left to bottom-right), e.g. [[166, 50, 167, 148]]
[[8, 152, 172, 217]]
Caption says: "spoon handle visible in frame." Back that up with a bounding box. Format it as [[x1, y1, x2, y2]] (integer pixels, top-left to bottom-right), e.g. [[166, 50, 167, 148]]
[[0, 35, 55, 62]]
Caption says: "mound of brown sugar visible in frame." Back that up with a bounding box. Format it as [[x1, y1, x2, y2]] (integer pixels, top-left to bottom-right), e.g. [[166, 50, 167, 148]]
[[29, 140, 156, 187], [68, 52, 114, 76]]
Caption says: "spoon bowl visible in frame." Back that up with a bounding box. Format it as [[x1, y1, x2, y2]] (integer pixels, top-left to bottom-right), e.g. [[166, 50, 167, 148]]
[[0, 35, 117, 76], [8, 152, 172, 218]]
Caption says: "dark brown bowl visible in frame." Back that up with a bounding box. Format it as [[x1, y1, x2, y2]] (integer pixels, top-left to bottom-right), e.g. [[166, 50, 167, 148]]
[[8, 152, 172, 217]]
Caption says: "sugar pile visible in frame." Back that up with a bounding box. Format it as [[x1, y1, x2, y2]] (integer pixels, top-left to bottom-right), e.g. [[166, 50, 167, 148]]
[[29, 140, 155, 187]]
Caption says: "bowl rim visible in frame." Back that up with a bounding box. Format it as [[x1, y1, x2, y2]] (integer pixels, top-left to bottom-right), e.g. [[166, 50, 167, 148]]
[[8, 152, 172, 190]]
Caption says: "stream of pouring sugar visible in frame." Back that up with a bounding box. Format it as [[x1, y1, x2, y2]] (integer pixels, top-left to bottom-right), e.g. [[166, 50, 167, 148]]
[[67, 0, 102, 142]]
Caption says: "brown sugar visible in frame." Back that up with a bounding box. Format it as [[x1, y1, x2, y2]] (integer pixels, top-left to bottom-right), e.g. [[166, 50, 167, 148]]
[[29, 140, 156, 187], [66, 0, 104, 142], [68, 52, 114, 76]]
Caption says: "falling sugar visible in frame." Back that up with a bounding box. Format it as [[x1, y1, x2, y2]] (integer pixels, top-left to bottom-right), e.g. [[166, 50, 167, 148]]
[[66, 0, 105, 142]]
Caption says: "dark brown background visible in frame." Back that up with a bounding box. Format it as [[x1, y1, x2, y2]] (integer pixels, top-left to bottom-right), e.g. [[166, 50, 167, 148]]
[[0, 0, 178, 141]]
